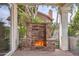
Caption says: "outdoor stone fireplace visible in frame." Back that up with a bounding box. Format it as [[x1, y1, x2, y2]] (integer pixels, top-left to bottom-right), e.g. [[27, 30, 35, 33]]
[[25, 22, 56, 51]]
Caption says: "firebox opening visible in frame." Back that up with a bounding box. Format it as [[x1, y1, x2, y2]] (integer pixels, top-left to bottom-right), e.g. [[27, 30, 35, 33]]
[[33, 40, 46, 47]]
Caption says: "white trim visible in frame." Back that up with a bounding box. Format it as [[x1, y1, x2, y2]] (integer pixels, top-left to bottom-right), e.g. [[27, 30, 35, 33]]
[[4, 50, 15, 56], [4, 4, 18, 56], [59, 8, 68, 50]]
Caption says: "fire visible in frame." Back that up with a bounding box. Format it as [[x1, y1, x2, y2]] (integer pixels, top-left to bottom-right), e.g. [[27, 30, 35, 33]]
[[33, 40, 45, 47]]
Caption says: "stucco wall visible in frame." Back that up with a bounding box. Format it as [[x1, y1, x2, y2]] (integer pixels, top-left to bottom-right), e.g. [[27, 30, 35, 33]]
[[37, 12, 52, 23], [69, 36, 79, 51]]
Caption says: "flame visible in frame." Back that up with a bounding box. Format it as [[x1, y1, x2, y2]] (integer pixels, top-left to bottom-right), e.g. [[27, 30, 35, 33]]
[[34, 40, 45, 47]]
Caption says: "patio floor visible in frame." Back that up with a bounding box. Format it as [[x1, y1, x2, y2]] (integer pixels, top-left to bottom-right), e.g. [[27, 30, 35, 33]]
[[12, 48, 74, 56]]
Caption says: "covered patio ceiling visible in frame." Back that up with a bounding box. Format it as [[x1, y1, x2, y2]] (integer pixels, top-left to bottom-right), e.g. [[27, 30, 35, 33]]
[[4, 3, 77, 56]]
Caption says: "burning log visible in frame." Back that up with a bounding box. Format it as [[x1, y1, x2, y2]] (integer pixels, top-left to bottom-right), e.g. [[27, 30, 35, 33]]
[[33, 40, 46, 47]]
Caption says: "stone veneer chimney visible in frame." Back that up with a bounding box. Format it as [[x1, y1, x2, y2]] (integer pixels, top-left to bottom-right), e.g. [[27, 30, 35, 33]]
[[48, 9, 52, 19]]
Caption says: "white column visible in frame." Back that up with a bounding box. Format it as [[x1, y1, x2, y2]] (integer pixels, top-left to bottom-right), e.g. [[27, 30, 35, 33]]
[[10, 4, 18, 51], [59, 7, 69, 50]]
